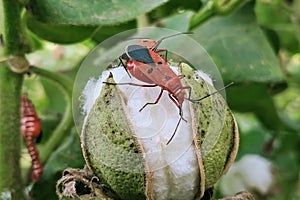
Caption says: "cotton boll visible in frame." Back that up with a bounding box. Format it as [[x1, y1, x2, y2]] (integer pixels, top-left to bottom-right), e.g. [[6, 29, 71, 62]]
[[194, 70, 213, 86], [219, 154, 274, 196], [81, 64, 239, 199], [81, 70, 110, 115]]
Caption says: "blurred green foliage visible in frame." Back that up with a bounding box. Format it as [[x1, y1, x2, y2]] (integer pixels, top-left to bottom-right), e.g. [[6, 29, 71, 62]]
[[3, 0, 299, 199]]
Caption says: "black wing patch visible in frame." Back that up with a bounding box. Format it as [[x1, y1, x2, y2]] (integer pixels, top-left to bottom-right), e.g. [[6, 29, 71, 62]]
[[126, 45, 155, 65]]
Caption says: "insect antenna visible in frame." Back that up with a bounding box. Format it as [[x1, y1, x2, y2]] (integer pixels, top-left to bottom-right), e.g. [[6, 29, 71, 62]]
[[152, 32, 193, 51], [188, 82, 234, 103], [126, 37, 152, 40]]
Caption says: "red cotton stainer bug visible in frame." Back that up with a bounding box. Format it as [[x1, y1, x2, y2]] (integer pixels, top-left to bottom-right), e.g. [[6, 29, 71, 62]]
[[21, 94, 43, 182], [104, 33, 231, 144]]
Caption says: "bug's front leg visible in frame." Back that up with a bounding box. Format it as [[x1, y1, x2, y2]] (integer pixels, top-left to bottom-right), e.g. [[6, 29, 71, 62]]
[[117, 57, 131, 78], [103, 81, 157, 88]]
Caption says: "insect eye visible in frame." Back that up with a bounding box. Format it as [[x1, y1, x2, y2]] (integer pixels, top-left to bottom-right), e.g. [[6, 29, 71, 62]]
[[127, 60, 135, 70], [157, 61, 163, 65]]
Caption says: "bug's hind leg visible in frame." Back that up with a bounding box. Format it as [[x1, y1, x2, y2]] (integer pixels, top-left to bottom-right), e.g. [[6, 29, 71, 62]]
[[166, 117, 182, 145], [165, 94, 187, 145], [178, 107, 187, 123]]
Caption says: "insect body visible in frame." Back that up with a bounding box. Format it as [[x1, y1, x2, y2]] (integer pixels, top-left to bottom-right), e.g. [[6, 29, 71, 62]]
[[125, 44, 189, 114], [105, 33, 232, 144], [21, 94, 43, 182], [105, 33, 194, 144]]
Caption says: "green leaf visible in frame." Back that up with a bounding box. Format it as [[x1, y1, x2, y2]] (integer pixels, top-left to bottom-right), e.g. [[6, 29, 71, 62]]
[[192, 3, 284, 83], [92, 20, 137, 43], [26, 42, 90, 72], [161, 11, 194, 32], [226, 84, 285, 131], [255, 0, 300, 53], [274, 66, 300, 131], [26, 14, 95, 44], [26, 0, 168, 25], [272, 131, 300, 198], [190, 4, 289, 132], [233, 112, 271, 160], [148, 1, 201, 21], [286, 54, 300, 83]]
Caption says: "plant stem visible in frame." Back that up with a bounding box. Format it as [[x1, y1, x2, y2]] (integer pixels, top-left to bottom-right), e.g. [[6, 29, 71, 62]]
[[137, 14, 149, 28], [189, 2, 215, 30], [2, 0, 27, 56], [189, 0, 246, 30], [215, 0, 245, 15], [0, 0, 27, 199], [0, 65, 24, 199], [30, 66, 73, 163]]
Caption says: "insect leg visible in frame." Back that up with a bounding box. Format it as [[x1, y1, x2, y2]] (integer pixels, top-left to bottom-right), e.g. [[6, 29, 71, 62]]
[[103, 81, 157, 88], [166, 117, 182, 145], [139, 88, 164, 112], [155, 49, 168, 61], [118, 57, 131, 78], [178, 80, 225, 103], [166, 94, 189, 145], [179, 85, 195, 102], [167, 93, 187, 123]]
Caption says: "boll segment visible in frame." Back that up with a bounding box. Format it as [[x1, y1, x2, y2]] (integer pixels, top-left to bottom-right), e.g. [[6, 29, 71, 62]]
[[81, 63, 239, 200]]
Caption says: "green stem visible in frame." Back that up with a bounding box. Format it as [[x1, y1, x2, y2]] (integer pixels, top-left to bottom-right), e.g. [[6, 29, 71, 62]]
[[0, 0, 26, 199], [189, 0, 246, 30], [215, 0, 245, 15], [189, 1, 215, 30], [2, 0, 27, 56], [30, 66, 73, 163], [0, 65, 24, 199], [137, 14, 150, 28]]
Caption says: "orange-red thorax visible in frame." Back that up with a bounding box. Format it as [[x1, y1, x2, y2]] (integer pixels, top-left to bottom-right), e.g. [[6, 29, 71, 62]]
[[137, 39, 157, 49]]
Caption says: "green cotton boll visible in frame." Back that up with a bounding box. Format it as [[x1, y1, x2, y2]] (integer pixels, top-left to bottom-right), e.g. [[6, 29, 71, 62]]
[[81, 63, 239, 200]]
